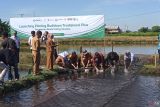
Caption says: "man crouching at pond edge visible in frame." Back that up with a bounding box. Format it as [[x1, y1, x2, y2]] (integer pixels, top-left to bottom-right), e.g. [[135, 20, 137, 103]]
[[32, 31, 42, 75]]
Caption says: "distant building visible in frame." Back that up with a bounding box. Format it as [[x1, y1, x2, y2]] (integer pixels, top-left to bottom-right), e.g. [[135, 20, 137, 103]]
[[105, 26, 122, 34]]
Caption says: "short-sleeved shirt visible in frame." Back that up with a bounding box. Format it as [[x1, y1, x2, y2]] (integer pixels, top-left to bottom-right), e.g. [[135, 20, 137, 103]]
[[28, 36, 33, 49], [10, 36, 20, 49]]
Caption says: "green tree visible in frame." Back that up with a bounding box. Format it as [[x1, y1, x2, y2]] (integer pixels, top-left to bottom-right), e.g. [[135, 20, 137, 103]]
[[0, 19, 10, 35], [138, 27, 149, 33], [152, 26, 160, 32], [126, 30, 131, 33]]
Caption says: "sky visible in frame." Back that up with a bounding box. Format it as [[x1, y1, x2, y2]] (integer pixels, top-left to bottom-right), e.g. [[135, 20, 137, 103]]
[[1, 0, 160, 31]]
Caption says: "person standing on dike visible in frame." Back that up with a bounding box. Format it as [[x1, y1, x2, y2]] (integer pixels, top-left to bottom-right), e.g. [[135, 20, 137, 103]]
[[46, 34, 55, 70]]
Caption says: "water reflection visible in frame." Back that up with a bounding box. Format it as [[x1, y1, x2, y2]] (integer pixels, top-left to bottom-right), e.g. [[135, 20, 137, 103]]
[[59, 44, 157, 55], [0, 70, 160, 107]]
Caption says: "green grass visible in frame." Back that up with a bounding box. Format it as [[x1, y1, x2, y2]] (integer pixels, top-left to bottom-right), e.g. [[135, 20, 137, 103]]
[[0, 70, 58, 96], [139, 64, 160, 76], [107, 32, 159, 37]]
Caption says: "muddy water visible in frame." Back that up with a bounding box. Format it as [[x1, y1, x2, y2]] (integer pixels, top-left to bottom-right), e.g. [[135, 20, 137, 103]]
[[0, 68, 160, 107]]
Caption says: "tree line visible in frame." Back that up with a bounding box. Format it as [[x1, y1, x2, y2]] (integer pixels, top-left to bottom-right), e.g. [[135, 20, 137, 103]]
[[136, 26, 160, 33], [0, 19, 10, 35]]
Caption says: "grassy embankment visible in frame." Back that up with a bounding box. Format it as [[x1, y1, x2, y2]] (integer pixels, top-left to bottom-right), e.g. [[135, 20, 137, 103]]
[[137, 54, 160, 76], [58, 32, 159, 45]]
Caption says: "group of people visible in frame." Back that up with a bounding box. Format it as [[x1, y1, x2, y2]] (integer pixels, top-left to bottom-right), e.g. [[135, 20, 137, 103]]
[[0, 30, 134, 84], [0, 31, 20, 83], [28, 31, 58, 75], [55, 49, 134, 74]]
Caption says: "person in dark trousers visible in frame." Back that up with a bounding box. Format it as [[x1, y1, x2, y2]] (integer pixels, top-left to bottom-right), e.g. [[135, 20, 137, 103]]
[[158, 33, 160, 63], [0, 48, 15, 84], [1, 32, 19, 80], [10, 31, 20, 63], [158, 43, 160, 63]]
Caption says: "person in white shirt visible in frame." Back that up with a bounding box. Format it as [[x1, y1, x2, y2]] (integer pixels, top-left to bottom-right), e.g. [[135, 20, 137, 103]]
[[10, 31, 20, 63], [10, 31, 20, 80], [55, 51, 69, 67], [28, 31, 35, 51]]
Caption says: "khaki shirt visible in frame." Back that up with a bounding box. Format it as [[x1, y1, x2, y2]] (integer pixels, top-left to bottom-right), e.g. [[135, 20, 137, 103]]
[[46, 38, 55, 52], [32, 37, 40, 52]]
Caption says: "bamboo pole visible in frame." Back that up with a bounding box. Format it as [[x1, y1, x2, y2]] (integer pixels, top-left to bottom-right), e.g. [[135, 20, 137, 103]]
[[89, 40, 91, 53], [112, 41, 114, 52], [155, 51, 157, 68], [103, 37, 106, 55], [57, 39, 59, 54]]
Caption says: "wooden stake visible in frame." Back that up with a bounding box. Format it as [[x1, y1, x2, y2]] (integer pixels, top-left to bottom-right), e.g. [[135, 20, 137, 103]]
[[155, 52, 157, 68]]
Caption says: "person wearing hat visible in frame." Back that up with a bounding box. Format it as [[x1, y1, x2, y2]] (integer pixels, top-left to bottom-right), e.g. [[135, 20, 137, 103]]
[[46, 33, 55, 70]]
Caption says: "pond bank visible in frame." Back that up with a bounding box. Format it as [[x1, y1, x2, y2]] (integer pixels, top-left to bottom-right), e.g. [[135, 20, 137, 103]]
[[1, 54, 160, 96], [0, 71, 58, 96]]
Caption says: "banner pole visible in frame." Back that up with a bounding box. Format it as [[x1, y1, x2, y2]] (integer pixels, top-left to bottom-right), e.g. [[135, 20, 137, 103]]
[[103, 37, 106, 55], [57, 39, 59, 54], [90, 40, 91, 53]]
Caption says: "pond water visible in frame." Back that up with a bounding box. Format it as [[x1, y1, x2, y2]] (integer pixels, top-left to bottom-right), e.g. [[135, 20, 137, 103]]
[[59, 44, 157, 55], [0, 70, 160, 107]]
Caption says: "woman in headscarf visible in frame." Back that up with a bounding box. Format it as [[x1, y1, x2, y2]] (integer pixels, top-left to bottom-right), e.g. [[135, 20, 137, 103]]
[[46, 34, 55, 70]]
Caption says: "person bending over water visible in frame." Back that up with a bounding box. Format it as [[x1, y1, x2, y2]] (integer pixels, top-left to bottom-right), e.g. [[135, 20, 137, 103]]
[[55, 51, 69, 68], [80, 50, 93, 74], [81, 50, 93, 68], [68, 51, 79, 69], [124, 50, 131, 71], [105, 51, 119, 74], [93, 52, 104, 74]]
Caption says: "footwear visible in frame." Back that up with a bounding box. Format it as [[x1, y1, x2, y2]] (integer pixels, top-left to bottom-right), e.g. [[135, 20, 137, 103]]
[[15, 79, 19, 81]]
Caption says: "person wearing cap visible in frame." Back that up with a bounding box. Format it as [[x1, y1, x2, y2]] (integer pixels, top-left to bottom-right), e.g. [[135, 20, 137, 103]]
[[55, 51, 69, 67], [46, 34, 55, 70], [32, 31, 42, 75]]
